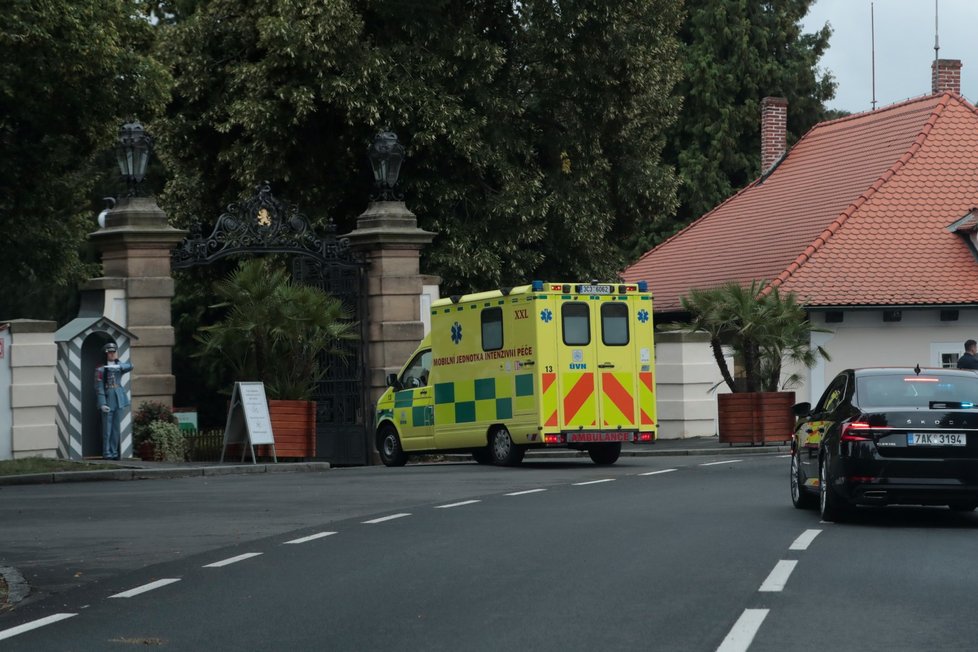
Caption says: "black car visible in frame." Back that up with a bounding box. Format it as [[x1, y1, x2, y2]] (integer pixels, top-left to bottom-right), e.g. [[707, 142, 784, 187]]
[[790, 367, 978, 521]]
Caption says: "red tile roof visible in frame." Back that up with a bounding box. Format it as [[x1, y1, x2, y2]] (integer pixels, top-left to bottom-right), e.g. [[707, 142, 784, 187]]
[[623, 93, 978, 312]]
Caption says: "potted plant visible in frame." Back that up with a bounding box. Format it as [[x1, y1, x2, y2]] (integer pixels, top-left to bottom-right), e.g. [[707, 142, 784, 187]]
[[133, 401, 179, 460], [194, 259, 359, 458], [147, 420, 187, 462], [679, 281, 831, 444]]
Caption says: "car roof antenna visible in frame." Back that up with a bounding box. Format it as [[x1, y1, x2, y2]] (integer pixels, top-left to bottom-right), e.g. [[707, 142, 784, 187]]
[[915, 364, 921, 375]]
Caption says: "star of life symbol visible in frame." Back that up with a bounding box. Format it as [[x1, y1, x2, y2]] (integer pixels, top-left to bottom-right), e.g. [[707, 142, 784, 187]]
[[451, 322, 463, 344], [541, 309, 553, 323]]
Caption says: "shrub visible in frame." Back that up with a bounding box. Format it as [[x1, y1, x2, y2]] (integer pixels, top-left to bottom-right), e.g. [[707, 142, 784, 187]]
[[147, 421, 186, 462], [133, 401, 178, 447]]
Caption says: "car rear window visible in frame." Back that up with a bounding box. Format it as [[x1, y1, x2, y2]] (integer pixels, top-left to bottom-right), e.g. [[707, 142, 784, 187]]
[[856, 374, 978, 408]]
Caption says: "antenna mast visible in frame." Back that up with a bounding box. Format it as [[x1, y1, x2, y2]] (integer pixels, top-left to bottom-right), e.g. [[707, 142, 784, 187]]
[[871, 2, 877, 110]]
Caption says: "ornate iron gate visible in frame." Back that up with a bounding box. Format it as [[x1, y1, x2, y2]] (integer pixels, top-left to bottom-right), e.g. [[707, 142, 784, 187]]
[[171, 182, 368, 465]]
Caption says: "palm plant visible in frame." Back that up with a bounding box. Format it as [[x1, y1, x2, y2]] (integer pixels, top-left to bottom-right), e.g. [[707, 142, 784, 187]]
[[194, 259, 359, 400], [680, 281, 830, 393]]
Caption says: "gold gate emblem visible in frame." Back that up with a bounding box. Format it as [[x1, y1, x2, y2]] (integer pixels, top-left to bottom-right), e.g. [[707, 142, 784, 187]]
[[256, 208, 271, 227]]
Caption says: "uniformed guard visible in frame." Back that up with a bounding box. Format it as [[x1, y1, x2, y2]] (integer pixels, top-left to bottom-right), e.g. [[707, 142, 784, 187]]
[[96, 341, 133, 460]]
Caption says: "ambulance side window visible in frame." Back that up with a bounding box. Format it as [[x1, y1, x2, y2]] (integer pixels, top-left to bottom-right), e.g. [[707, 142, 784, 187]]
[[482, 307, 503, 351], [601, 303, 629, 346], [401, 349, 432, 388], [562, 303, 590, 345]]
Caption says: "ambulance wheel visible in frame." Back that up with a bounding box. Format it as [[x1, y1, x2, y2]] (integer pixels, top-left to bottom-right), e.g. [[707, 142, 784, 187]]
[[588, 443, 621, 465], [490, 428, 525, 466], [471, 448, 492, 464], [378, 426, 407, 467]]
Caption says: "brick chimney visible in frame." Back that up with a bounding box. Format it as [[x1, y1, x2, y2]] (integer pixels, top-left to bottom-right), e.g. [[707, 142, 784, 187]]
[[932, 59, 962, 95], [761, 96, 788, 174]]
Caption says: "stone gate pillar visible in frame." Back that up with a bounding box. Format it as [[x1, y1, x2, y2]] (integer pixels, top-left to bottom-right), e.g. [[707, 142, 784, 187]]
[[87, 196, 187, 409], [346, 200, 435, 459]]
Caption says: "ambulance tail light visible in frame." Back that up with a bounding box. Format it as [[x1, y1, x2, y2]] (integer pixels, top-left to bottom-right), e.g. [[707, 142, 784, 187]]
[[634, 432, 654, 443], [544, 434, 566, 444]]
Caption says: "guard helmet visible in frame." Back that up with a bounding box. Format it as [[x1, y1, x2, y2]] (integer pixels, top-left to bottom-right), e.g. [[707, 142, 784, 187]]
[[103, 342, 118, 353]]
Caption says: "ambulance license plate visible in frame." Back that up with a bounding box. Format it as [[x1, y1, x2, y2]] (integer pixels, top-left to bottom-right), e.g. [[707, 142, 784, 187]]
[[577, 284, 613, 295], [566, 432, 633, 443]]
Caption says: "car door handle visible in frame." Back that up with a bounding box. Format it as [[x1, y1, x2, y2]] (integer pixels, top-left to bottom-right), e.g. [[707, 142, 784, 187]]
[[598, 363, 615, 369], [418, 390, 428, 396], [520, 360, 535, 367]]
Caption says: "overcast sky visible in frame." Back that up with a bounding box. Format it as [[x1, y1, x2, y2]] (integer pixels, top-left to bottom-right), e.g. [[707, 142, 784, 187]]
[[801, 0, 978, 113]]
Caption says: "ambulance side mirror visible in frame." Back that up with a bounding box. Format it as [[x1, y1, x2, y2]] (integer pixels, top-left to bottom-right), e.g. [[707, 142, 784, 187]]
[[386, 373, 402, 390]]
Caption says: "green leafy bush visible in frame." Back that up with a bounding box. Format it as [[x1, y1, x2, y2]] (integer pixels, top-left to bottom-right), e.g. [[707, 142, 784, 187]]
[[133, 401, 178, 447], [147, 421, 186, 462]]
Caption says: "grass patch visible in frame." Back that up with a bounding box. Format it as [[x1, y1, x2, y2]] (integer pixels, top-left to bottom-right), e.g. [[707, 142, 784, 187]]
[[0, 457, 118, 476]]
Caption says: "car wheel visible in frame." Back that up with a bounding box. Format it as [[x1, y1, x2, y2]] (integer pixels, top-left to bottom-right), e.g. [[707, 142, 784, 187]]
[[490, 427, 525, 466], [791, 450, 816, 509], [588, 443, 621, 465], [471, 447, 492, 464], [819, 458, 849, 522], [378, 425, 408, 467]]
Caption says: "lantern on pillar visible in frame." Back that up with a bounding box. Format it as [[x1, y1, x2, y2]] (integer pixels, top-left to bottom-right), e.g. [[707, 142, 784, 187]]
[[116, 120, 153, 197], [368, 131, 405, 201]]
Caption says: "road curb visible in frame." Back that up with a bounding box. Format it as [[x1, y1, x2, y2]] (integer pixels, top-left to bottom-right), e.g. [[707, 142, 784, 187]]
[[0, 462, 333, 486]]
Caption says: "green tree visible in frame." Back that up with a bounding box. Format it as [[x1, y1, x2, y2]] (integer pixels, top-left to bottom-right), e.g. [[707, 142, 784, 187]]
[[0, 0, 170, 320], [154, 0, 684, 292], [663, 0, 835, 239]]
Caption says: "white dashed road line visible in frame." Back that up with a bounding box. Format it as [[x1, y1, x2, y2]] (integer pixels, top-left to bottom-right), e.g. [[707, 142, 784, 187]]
[[0, 613, 78, 642], [435, 500, 481, 509], [758, 560, 798, 592], [362, 513, 411, 524], [639, 468, 677, 476], [789, 529, 822, 551], [700, 460, 742, 466], [284, 532, 337, 545], [202, 552, 263, 568], [716, 609, 769, 652], [572, 478, 615, 486], [109, 578, 181, 598], [506, 488, 547, 496]]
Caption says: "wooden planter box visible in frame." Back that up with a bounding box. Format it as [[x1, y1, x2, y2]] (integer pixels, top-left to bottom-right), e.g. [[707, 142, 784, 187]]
[[261, 399, 316, 459], [717, 391, 795, 445]]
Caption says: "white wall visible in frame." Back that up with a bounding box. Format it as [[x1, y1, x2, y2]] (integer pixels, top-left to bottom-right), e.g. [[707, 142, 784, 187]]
[[656, 307, 978, 439], [797, 308, 978, 404]]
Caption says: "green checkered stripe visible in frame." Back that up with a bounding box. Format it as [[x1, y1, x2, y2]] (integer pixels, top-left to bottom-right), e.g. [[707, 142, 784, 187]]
[[434, 373, 535, 424], [387, 393, 432, 427]]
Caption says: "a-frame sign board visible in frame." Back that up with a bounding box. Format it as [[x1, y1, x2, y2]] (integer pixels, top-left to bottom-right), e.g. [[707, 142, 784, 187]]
[[220, 382, 277, 464]]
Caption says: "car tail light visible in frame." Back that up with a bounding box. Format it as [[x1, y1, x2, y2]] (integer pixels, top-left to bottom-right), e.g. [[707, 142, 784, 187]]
[[847, 475, 879, 484], [635, 433, 654, 443], [841, 421, 873, 441], [544, 434, 565, 444]]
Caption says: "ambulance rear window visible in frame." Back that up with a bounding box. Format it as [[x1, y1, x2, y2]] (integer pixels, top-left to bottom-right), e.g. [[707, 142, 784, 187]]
[[562, 303, 590, 345], [601, 303, 629, 345], [482, 307, 503, 351]]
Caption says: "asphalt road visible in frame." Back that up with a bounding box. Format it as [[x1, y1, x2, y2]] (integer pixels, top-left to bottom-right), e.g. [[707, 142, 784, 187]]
[[2, 454, 977, 651]]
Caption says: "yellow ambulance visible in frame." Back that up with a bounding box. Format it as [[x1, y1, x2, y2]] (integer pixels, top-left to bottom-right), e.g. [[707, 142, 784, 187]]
[[375, 281, 656, 466]]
